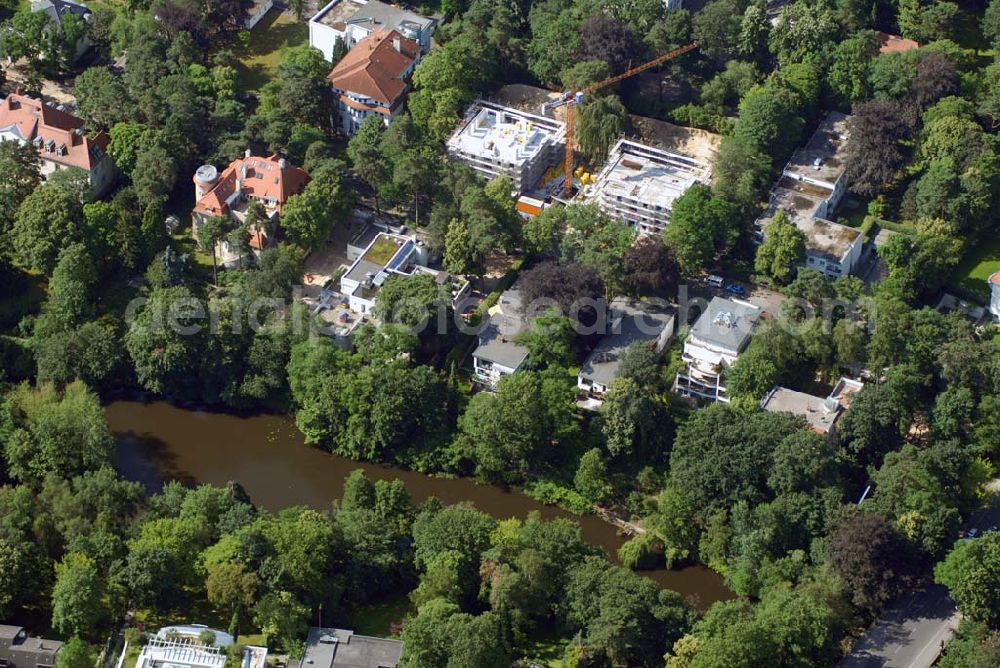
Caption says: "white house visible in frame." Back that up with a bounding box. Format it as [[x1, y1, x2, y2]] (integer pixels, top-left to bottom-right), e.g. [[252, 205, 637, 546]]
[[674, 297, 761, 403], [989, 271, 1000, 322], [339, 231, 469, 315], [760, 377, 863, 437], [309, 0, 435, 62], [754, 112, 863, 279]]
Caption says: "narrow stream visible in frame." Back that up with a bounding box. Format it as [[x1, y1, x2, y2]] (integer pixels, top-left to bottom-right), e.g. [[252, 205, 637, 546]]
[[108, 400, 732, 608]]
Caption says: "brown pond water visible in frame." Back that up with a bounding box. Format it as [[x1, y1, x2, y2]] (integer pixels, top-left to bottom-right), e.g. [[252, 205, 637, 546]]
[[107, 400, 732, 608]]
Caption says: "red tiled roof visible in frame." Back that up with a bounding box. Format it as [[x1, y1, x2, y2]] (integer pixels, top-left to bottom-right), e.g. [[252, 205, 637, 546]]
[[192, 153, 309, 219], [876, 32, 919, 54], [0, 94, 109, 171], [989, 270, 1000, 286], [327, 29, 420, 106]]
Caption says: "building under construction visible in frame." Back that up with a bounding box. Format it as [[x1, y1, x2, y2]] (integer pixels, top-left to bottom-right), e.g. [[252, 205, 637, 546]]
[[590, 138, 711, 236], [446, 100, 566, 194]]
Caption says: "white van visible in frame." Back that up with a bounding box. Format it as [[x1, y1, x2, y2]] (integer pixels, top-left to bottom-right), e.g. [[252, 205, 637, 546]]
[[706, 275, 724, 288]]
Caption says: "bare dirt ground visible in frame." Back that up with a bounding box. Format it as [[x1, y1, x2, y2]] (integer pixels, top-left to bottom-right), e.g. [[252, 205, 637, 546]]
[[4, 60, 78, 106], [629, 115, 722, 166], [493, 83, 565, 120]]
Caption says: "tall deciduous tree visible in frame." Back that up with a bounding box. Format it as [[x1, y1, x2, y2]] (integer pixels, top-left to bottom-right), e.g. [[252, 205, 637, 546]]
[[754, 209, 806, 285]]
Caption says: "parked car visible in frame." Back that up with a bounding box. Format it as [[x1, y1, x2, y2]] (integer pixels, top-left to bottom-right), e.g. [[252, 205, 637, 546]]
[[725, 282, 748, 297], [706, 275, 724, 288], [966, 527, 980, 539], [987, 525, 998, 534]]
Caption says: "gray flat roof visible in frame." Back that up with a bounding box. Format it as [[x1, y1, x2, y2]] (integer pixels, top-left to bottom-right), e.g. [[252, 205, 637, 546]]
[[689, 297, 761, 352], [784, 111, 850, 184], [313, 0, 433, 32], [579, 298, 675, 387], [343, 258, 385, 285], [760, 386, 841, 433], [299, 627, 402, 668]]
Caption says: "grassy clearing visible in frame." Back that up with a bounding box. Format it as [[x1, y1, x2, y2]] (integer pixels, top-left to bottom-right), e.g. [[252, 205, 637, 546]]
[[519, 632, 570, 668], [346, 595, 414, 638], [232, 10, 309, 93], [949, 235, 1000, 303]]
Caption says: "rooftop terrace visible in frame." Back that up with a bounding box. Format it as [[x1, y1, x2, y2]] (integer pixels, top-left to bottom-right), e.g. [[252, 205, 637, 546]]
[[447, 101, 565, 167]]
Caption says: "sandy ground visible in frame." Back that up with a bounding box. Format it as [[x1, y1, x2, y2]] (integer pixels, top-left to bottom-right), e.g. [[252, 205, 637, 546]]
[[629, 114, 721, 166], [4, 60, 78, 106]]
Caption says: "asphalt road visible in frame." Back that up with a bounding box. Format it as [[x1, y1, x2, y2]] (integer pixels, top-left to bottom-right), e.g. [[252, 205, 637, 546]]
[[838, 585, 960, 668], [839, 486, 1000, 668]]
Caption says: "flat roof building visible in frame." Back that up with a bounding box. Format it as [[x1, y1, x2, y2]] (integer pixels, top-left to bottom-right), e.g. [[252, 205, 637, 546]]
[[299, 627, 402, 668], [472, 282, 530, 390], [309, 0, 435, 61], [446, 100, 566, 194], [577, 298, 676, 408], [339, 231, 470, 317], [760, 377, 863, 436], [755, 112, 863, 279], [590, 139, 710, 237], [135, 637, 226, 668], [0, 626, 61, 668], [674, 297, 761, 403]]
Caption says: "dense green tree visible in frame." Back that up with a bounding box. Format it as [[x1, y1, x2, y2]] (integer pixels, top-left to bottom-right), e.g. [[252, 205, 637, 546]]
[[2, 381, 113, 483], [347, 116, 389, 214], [668, 404, 802, 524], [11, 178, 87, 274], [280, 166, 352, 249], [459, 369, 578, 481], [124, 285, 205, 397], [576, 96, 630, 163], [0, 141, 40, 249], [54, 638, 97, 668], [515, 310, 575, 369], [733, 84, 805, 161], [935, 533, 1000, 628], [663, 183, 740, 274], [51, 552, 104, 637], [601, 378, 673, 461], [755, 210, 806, 285], [574, 448, 612, 504], [768, 1, 838, 66], [565, 556, 693, 666]]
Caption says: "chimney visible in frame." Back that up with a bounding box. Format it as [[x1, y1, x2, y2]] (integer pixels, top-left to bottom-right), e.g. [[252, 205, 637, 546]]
[[244, 148, 251, 158], [278, 158, 287, 169], [393, 36, 401, 53]]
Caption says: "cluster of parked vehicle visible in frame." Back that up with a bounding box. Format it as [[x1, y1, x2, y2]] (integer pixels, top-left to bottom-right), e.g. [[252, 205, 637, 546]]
[[706, 275, 748, 297], [960, 526, 999, 540]]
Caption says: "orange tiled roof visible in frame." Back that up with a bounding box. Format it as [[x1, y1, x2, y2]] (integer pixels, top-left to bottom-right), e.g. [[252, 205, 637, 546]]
[[0, 94, 109, 171], [327, 29, 420, 106], [876, 32, 919, 54], [192, 153, 309, 219]]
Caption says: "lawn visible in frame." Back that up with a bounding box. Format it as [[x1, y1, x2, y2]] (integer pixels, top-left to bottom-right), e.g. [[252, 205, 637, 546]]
[[949, 235, 1000, 303], [232, 9, 309, 93], [345, 595, 414, 638], [519, 632, 571, 668]]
